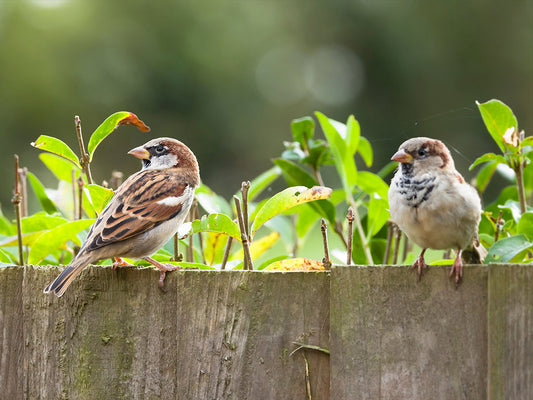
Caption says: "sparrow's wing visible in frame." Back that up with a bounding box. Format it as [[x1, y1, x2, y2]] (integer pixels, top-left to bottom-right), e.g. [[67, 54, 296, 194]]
[[83, 170, 191, 252]]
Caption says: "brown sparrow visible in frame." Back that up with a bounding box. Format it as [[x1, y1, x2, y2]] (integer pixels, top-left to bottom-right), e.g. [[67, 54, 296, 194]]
[[44, 137, 200, 297], [388, 137, 483, 283]]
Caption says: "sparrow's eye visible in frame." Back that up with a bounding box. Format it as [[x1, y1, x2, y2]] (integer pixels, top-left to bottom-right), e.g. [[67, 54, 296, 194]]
[[417, 148, 428, 157], [155, 144, 165, 154]]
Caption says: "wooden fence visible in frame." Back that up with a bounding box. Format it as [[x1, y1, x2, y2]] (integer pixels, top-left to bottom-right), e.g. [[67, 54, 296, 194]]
[[0, 264, 531, 399]]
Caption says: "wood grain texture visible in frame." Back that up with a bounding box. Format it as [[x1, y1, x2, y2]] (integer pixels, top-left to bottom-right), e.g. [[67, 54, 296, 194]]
[[488, 264, 533, 399], [6, 266, 330, 400], [0, 267, 24, 399], [330, 265, 488, 400]]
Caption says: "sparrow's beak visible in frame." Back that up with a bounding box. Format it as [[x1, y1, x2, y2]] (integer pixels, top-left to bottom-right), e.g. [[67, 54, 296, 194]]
[[128, 146, 150, 160], [391, 149, 413, 164]]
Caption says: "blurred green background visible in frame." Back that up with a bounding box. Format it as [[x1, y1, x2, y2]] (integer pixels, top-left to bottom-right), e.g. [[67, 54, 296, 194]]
[[1, 0, 532, 216]]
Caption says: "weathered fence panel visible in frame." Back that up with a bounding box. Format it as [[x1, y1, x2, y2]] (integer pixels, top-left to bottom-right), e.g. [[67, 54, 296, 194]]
[[488, 264, 533, 399], [1, 267, 330, 400], [330, 265, 488, 400], [1, 264, 533, 400]]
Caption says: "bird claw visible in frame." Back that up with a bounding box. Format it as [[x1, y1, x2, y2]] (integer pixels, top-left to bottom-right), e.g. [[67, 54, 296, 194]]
[[112, 257, 134, 270], [156, 263, 182, 291], [412, 253, 428, 281], [449, 258, 463, 287]]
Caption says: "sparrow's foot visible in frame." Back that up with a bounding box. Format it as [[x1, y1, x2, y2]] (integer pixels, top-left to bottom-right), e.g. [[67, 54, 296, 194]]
[[412, 249, 428, 281], [112, 257, 134, 270], [142, 256, 182, 290], [449, 250, 463, 287]]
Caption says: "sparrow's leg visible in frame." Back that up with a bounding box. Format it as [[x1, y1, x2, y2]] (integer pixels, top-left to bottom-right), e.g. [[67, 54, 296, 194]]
[[143, 256, 182, 289], [412, 248, 428, 281], [112, 257, 134, 270], [449, 249, 463, 285]]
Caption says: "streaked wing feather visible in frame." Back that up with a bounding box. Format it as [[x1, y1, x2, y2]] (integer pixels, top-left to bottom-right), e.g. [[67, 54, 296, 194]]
[[84, 170, 188, 252]]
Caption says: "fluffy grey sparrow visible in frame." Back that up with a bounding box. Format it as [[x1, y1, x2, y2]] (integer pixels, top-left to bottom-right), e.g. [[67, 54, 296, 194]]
[[388, 137, 484, 283], [44, 137, 200, 297]]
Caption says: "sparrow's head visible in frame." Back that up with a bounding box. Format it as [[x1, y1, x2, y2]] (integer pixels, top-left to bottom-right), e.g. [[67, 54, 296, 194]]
[[128, 137, 199, 176], [391, 137, 454, 175]]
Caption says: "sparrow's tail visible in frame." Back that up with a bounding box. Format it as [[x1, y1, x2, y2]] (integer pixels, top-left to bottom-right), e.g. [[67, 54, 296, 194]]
[[43, 254, 92, 297]]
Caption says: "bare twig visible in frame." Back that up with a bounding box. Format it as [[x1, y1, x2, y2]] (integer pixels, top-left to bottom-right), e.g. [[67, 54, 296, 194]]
[[333, 221, 348, 248], [77, 177, 84, 220], [241, 181, 251, 239], [193, 200, 206, 264], [75, 116, 93, 185], [515, 130, 527, 214], [347, 197, 374, 265], [346, 207, 354, 265], [392, 224, 402, 264], [401, 233, 409, 263], [12, 155, 24, 266], [71, 169, 77, 220], [110, 171, 123, 190], [383, 220, 394, 264], [494, 210, 504, 243], [321, 219, 331, 270], [19, 167, 28, 217], [220, 236, 233, 270], [234, 196, 253, 270], [187, 208, 194, 263]]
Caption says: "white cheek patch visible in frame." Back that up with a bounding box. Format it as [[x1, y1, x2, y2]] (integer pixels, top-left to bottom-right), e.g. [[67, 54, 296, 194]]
[[145, 154, 178, 170]]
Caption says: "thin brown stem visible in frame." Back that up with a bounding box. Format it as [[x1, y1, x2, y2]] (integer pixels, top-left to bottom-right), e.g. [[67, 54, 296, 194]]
[[12, 155, 24, 266], [494, 210, 504, 243], [383, 220, 394, 264], [220, 236, 233, 270], [71, 169, 77, 220], [321, 219, 331, 270], [347, 197, 374, 265], [193, 200, 206, 265], [241, 181, 251, 239], [75, 116, 93, 185], [234, 196, 253, 270], [77, 177, 84, 220], [346, 207, 354, 265], [515, 162, 527, 214], [334, 221, 348, 248], [19, 167, 28, 217], [392, 225, 402, 264]]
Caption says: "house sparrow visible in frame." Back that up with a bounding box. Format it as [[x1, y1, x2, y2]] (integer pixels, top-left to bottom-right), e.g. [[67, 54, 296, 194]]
[[388, 137, 483, 284], [44, 137, 200, 297]]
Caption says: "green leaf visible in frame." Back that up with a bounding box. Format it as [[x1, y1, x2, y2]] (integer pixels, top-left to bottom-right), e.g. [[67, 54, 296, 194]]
[[27, 172, 58, 214], [291, 116, 315, 147], [302, 139, 332, 169], [28, 219, 95, 264], [273, 158, 318, 187], [84, 184, 114, 214], [31, 135, 81, 168], [517, 212, 533, 241], [377, 161, 398, 180], [21, 213, 68, 233], [476, 99, 518, 154], [203, 232, 228, 265], [316, 112, 357, 195], [357, 136, 373, 167], [0, 207, 15, 236], [485, 234, 533, 263], [251, 186, 332, 237], [192, 213, 241, 241], [346, 115, 361, 155], [248, 166, 282, 202], [273, 159, 336, 223], [356, 171, 389, 199], [469, 153, 508, 170], [498, 200, 524, 223], [366, 195, 389, 237], [0, 248, 14, 263], [39, 153, 82, 182], [87, 112, 151, 162], [474, 161, 499, 193], [196, 184, 232, 216]]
